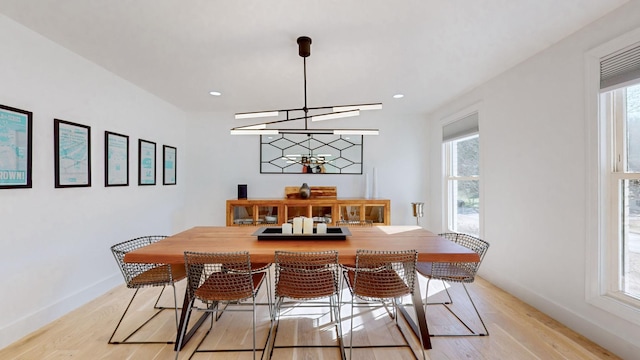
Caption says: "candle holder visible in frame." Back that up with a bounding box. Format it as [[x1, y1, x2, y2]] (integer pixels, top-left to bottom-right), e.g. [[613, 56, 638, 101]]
[[411, 202, 424, 226]]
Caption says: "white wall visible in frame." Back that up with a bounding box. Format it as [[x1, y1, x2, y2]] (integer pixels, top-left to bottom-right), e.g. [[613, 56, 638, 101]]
[[425, 1, 640, 358], [0, 16, 188, 348], [183, 109, 429, 228]]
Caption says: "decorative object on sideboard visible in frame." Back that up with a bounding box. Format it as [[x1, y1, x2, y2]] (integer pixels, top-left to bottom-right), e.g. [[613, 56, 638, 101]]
[[237, 184, 248, 199], [285, 185, 337, 199], [231, 36, 381, 136], [412, 202, 424, 226], [299, 183, 311, 199], [372, 167, 379, 198], [364, 172, 370, 199]]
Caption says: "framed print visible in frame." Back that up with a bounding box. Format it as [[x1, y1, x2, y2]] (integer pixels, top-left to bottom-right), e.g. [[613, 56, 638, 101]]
[[163, 145, 177, 185], [105, 131, 129, 186], [0, 104, 32, 189], [54, 119, 91, 188], [138, 139, 156, 185]]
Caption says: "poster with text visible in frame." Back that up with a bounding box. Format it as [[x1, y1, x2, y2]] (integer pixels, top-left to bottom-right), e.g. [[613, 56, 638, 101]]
[[54, 119, 91, 188], [138, 139, 156, 185], [0, 105, 32, 188], [105, 131, 129, 186], [163, 145, 176, 185]]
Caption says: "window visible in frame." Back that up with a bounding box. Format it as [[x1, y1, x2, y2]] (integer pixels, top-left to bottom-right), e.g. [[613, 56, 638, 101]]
[[443, 112, 480, 236], [588, 34, 640, 322], [602, 82, 640, 301]]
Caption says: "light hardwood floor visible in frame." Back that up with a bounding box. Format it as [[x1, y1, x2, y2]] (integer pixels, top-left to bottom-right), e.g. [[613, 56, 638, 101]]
[[0, 274, 620, 360]]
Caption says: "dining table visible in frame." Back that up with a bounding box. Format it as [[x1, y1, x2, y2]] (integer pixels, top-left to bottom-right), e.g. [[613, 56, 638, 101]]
[[124, 225, 480, 350]]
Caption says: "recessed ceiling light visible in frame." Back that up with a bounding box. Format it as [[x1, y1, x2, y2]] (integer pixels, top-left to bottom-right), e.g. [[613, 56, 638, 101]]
[[393, 94, 404, 99], [209, 91, 222, 96]]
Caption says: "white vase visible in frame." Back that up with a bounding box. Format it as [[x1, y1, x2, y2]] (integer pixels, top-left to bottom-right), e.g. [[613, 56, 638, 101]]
[[364, 173, 370, 199], [372, 167, 379, 199]]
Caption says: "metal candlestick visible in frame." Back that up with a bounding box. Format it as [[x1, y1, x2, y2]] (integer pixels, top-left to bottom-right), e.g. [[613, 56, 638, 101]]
[[411, 202, 424, 226]]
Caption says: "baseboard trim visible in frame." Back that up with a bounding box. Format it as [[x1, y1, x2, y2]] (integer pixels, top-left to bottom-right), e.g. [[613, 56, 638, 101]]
[[0, 273, 121, 349], [482, 272, 640, 359]]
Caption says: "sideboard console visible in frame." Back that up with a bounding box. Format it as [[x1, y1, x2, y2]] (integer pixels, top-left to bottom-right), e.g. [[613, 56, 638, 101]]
[[226, 198, 391, 226]]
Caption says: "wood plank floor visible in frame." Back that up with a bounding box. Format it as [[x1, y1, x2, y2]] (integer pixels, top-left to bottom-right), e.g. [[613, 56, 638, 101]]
[[0, 273, 620, 359]]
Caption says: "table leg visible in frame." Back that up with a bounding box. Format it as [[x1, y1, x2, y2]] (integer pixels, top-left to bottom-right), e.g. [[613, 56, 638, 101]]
[[397, 272, 432, 350]]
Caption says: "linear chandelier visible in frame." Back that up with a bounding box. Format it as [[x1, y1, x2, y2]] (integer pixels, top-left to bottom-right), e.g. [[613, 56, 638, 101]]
[[231, 36, 381, 135]]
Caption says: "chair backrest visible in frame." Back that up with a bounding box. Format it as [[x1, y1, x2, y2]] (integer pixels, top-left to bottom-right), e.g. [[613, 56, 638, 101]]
[[335, 220, 373, 227], [274, 250, 339, 300], [110, 235, 170, 287], [437, 232, 490, 275], [183, 251, 258, 303], [352, 249, 418, 301]]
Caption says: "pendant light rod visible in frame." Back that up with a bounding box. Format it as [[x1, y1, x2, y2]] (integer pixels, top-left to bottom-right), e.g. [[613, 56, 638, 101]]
[[304, 56, 308, 130], [298, 36, 311, 131]]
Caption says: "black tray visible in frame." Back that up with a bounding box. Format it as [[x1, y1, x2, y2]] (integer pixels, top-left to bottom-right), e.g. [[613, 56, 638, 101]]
[[252, 226, 351, 240]]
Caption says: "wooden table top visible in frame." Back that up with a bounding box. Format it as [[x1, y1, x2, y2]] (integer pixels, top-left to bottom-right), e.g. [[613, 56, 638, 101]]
[[124, 226, 480, 264]]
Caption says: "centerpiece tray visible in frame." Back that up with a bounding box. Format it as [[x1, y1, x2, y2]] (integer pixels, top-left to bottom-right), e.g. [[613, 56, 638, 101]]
[[252, 226, 351, 240]]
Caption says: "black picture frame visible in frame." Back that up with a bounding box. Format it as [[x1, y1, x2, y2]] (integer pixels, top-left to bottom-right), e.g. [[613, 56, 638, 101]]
[[54, 119, 91, 188], [138, 139, 156, 186], [105, 131, 129, 187], [0, 104, 33, 189], [260, 134, 364, 174], [163, 145, 177, 185]]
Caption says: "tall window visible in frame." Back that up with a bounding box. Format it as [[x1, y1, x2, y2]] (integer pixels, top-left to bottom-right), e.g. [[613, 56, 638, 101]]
[[599, 41, 640, 304], [602, 83, 640, 300], [443, 112, 480, 236]]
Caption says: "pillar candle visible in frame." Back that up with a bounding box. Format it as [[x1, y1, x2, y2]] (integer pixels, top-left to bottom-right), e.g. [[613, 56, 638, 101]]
[[281, 223, 293, 234], [317, 223, 327, 234], [303, 217, 313, 234], [292, 217, 303, 234]]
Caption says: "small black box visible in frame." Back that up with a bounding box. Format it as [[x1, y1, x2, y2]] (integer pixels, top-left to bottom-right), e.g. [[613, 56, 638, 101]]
[[238, 184, 247, 199]]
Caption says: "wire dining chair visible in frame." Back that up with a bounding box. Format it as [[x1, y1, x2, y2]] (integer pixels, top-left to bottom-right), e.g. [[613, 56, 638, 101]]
[[268, 250, 344, 360], [343, 249, 426, 360], [175, 251, 269, 360], [416, 232, 490, 336], [109, 235, 186, 344]]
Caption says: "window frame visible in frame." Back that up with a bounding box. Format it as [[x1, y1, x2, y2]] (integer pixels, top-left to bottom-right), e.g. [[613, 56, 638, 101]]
[[585, 27, 640, 325], [440, 105, 482, 237], [443, 134, 480, 235]]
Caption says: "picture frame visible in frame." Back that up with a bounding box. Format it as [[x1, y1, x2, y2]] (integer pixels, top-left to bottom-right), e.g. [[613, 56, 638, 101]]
[[260, 134, 364, 174], [0, 104, 33, 189], [163, 145, 177, 185], [105, 131, 129, 186], [138, 139, 156, 185], [54, 119, 91, 188]]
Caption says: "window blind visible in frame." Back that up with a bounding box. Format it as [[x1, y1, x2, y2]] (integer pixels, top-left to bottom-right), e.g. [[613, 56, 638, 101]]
[[442, 112, 479, 142], [600, 42, 640, 91]]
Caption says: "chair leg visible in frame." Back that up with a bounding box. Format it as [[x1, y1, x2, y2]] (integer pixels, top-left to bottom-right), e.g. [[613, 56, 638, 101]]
[[331, 294, 346, 360], [424, 281, 489, 337], [252, 299, 257, 360], [441, 279, 454, 304], [348, 296, 425, 360], [462, 283, 489, 336], [265, 267, 273, 319], [171, 284, 180, 330], [109, 287, 174, 344], [265, 297, 283, 360], [349, 295, 355, 360]]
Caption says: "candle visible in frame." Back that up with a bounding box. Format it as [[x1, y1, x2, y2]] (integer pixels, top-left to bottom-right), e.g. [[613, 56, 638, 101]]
[[281, 223, 293, 234], [317, 223, 327, 234], [292, 217, 303, 234], [303, 217, 313, 234]]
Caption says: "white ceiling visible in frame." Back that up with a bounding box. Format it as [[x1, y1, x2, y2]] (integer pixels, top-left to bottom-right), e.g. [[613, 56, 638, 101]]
[[0, 0, 629, 120]]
